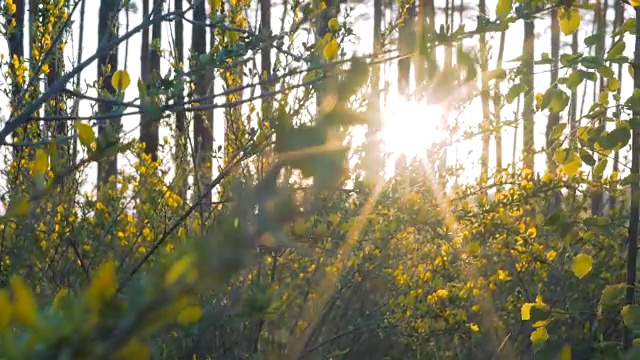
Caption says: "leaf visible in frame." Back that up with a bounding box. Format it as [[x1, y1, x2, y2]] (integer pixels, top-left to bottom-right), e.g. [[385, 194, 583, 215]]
[[600, 283, 626, 313], [177, 306, 203, 325], [506, 83, 527, 104], [521, 302, 534, 320], [571, 253, 593, 279], [608, 40, 626, 58], [0, 290, 10, 333], [594, 159, 608, 175], [116, 339, 151, 360], [579, 149, 596, 166], [558, 344, 571, 360], [86, 261, 117, 311], [566, 71, 584, 91], [584, 33, 601, 47], [598, 65, 615, 79], [530, 327, 549, 351], [111, 69, 131, 91], [621, 304, 640, 327], [550, 123, 567, 140], [31, 149, 49, 176], [558, 7, 581, 36], [581, 56, 604, 69], [323, 38, 339, 61], [10, 276, 37, 326], [76, 122, 96, 147], [560, 53, 582, 67], [495, 0, 512, 19], [607, 78, 621, 92], [548, 88, 570, 113], [622, 174, 640, 185], [608, 126, 631, 150]]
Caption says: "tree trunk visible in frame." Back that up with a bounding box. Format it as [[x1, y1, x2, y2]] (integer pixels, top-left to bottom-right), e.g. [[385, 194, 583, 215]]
[[174, 0, 187, 199], [191, 0, 213, 210], [478, 0, 490, 180], [97, 0, 121, 187], [522, 12, 535, 170]]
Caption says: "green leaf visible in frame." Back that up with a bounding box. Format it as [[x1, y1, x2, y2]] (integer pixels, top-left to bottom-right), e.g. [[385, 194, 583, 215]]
[[580, 70, 598, 82], [621, 173, 640, 185], [553, 148, 574, 165], [584, 33, 602, 47], [607, 40, 626, 58], [608, 126, 631, 151], [548, 88, 570, 113], [594, 159, 608, 175], [583, 216, 611, 226], [550, 123, 567, 140], [579, 149, 596, 166], [622, 305, 640, 327], [580, 56, 604, 69], [560, 53, 582, 67], [566, 71, 584, 91], [598, 66, 615, 79], [506, 83, 527, 104]]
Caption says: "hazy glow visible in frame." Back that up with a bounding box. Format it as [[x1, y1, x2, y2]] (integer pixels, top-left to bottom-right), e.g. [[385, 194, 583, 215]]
[[380, 95, 446, 160]]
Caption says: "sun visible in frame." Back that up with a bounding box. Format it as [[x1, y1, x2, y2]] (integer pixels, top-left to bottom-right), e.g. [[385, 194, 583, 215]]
[[379, 94, 447, 160]]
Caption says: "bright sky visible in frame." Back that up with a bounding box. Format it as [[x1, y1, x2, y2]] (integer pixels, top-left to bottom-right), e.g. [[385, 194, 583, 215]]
[[0, 0, 635, 195]]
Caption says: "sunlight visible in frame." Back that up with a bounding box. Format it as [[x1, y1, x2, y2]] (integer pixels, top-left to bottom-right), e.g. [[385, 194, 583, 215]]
[[380, 94, 447, 159]]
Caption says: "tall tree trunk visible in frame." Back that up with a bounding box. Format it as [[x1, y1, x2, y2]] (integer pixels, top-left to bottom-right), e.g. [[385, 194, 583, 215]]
[[546, 7, 560, 208], [191, 0, 213, 210], [174, 0, 187, 199], [223, 0, 246, 165], [623, 5, 640, 351], [140, 0, 161, 162], [591, 0, 608, 216], [364, 0, 383, 184], [397, 0, 414, 97], [8, 0, 25, 160], [522, 11, 535, 169], [478, 0, 490, 180], [611, 0, 625, 210], [45, 0, 68, 174], [97, 0, 121, 187], [493, 30, 505, 170]]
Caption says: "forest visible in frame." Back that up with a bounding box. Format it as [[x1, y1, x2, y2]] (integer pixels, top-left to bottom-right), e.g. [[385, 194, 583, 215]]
[[1, 0, 640, 358]]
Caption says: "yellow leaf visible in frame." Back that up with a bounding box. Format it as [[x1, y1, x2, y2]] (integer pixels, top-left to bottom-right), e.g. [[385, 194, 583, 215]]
[[177, 305, 202, 325], [86, 261, 117, 310], [52, 288, 69, 310], [328, 18, 340, 32], [9, 195, 29, 216], [31, 149, 49, 176], [571, 253, 593, 279], [116, 339, 151, 360], [621, 305, 640, 327], [558, 8, 581, 36], [10, 276, 37, 326], [521, 302, 534, 320], [530, 326, 549, 347], [607, 78, 621, 92], [0, 290, 12, 333], [76, 122, 96, 147], [323, 38, 339, 61], [495, 0, 512, 19], [561, 153, 582, 177], [112, 69, 131, 91], [165, 255, 196, 286], [558, 344, 571, 360]]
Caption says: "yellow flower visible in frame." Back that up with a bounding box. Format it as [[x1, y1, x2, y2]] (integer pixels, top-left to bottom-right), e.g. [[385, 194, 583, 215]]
[[328, 18, 340, 32], [546, 250, 557, 261], [52, 288, 69, 310], [323, 38, 339, 61], [86, 261, 117, 310], [116, 339, 150, 360], [177, 306, 202, 325], [527, 227, 537, 238], [10, 276, 37, 326], [165, 255, 196, 286], [468, 323, 480, 332], [0, 290, 12, 332]]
